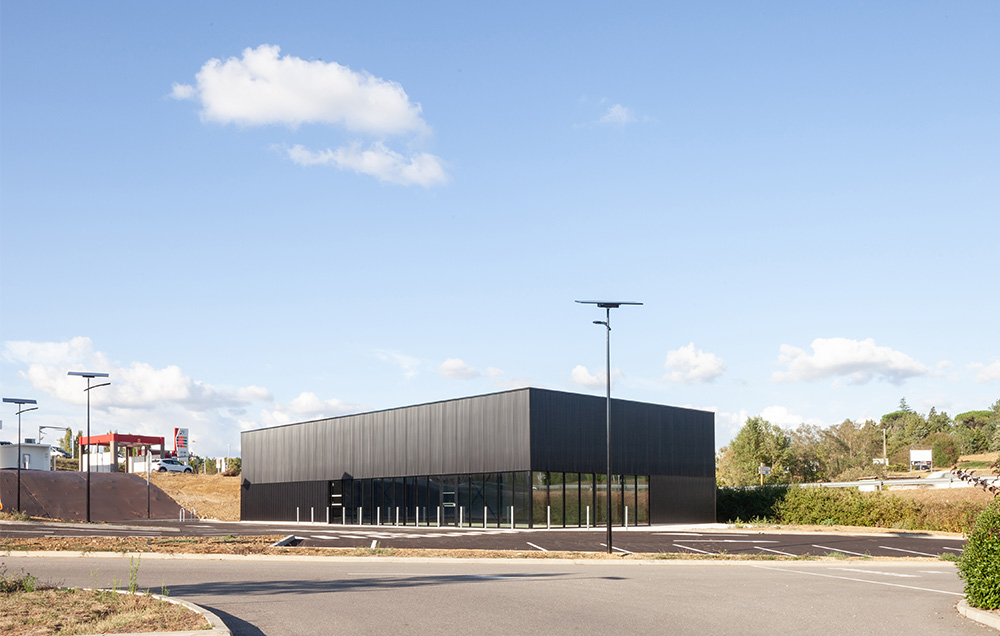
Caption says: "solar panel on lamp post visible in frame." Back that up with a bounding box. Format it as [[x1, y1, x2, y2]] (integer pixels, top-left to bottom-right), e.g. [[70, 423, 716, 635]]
[[68, 372, 110, 523], [575, 300, 642, 554], [3, 397, 39, 513]]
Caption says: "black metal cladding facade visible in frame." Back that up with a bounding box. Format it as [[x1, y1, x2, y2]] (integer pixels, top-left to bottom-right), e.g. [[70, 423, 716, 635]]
[[241, 387, 715, 524]]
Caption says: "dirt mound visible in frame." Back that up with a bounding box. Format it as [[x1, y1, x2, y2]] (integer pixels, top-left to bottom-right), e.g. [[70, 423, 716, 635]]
[[0, 470, 184, 522], [148, 472, 241, 521]]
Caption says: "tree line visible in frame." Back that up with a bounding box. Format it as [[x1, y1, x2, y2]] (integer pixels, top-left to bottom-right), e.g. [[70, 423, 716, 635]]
[[716, 398, 1000, 486]]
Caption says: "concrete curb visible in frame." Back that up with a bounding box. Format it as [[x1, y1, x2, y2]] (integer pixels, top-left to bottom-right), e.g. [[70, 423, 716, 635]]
[[958, 600, 1000, 631], [77, 588, 230, 636], [0, 519, 182, 532]]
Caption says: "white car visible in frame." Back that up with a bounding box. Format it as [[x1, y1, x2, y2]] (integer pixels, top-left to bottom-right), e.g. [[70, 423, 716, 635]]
[[155, 458, 193, 473], [51, 447, 72, 459]]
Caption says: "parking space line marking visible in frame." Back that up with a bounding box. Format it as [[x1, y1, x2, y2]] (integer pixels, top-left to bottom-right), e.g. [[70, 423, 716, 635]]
[[673, 543, 712, 554], [599, 543, 633, 554], [812, 544, 869, 557], [832, 568, 918, 578], [370, 540, 378, 548], [752, 566, 961, 596], [526, 542, 547, 552], [757, 547, 796, 556], [879, 546, 940, 558], [942, 547, 963, 552]]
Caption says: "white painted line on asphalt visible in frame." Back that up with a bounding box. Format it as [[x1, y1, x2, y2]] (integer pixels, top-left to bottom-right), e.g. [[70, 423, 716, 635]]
[[833, 568, 918, 578], [752, 566, 962, 596], [669, 539, 779, 543], [673, 543, 713, 554], [652, 532, 704, 536], [879, 546, 940, 558], [757, 547, 796, 556], [599, 543, 634, 555], [812, 544, 869, 557], [311, 535, 340, 540], [371, 540, 378, 548], [942, 547, 963, 552], [526, 542, 548, 552], [920, 571, 949, 574]]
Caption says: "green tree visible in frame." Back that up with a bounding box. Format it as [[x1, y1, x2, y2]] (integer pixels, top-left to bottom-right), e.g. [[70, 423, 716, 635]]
[[899, 397, 913, 413], [716, 416, 791, 487], [60, 428, 74, 455]]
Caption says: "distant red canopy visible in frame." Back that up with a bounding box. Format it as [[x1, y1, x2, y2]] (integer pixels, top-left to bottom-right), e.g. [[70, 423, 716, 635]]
[[80, 433, 165, 448]]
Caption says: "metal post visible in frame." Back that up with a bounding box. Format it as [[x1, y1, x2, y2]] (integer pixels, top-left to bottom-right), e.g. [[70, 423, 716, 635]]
[[547, 505, 551, 530], [484, 506, 488, 528], [311, 507, 315, 523], [510, 506, 514, 529], [586, 505, 590, 529]]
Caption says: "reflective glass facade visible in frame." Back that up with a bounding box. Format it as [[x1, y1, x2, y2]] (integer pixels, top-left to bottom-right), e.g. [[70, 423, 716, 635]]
[[329, 471, 649, 527]]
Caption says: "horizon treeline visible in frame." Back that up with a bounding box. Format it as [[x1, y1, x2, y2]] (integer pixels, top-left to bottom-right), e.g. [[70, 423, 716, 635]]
[[717, 398, 1000, 487]]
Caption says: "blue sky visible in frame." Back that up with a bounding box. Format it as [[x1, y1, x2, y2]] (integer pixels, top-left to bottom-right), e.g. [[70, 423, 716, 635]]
[[2, 2, 998, 458]]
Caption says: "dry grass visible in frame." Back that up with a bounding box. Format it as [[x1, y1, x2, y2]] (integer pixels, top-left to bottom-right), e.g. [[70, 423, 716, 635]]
[[0, 534, 284, 555], [149, 472, 241, 521], [0, 587, 208, 635]]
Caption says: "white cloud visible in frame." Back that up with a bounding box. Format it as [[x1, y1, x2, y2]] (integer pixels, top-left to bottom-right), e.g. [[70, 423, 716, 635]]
[[439, 358, 480, 380], [970, 360, 1000, 383], [287, 142, 447, 187], [664, 343, 726, 383], [2, 338, 276, 458], [772, 337, 928, 385], [375, 350, 421, 379], [174, 44, 446, 186], [599, 104, 636, 125], [485, 367, 504, 378], [759, 405, 825, 430], [259, 392, 360, 427], [569, 365, 623, 389], [173, 44, 426, 134]]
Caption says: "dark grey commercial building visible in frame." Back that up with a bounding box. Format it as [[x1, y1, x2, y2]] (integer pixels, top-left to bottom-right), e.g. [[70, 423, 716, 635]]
[[241, 387, 715, 526]]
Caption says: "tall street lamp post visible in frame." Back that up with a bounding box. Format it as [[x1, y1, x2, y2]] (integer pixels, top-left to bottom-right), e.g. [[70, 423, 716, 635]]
[[68, 372, 110, 523], [575, 300, 642, 554], [3, 397, 39, 512]]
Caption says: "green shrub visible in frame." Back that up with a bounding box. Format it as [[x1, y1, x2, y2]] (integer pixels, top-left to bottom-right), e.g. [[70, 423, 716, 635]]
[[716, 485, 790, 522], [958, 499, 1000, 610]]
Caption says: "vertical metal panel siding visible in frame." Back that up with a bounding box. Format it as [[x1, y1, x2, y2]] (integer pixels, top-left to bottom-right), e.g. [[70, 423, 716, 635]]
[[243, 389, 532, 483], [240, 479, 329, 522], [527, 388, 714, 478]]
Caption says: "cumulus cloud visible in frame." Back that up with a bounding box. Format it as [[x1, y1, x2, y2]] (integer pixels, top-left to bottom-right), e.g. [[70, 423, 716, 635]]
[[439, 358, 480, 380], [172, 44, 425, 133], [570, 365, 623, 389], [2, 338, 278, 457], [970, 360, 1000, 383], [4, 337, 272, 410], [258, 392, 360, 427], [173, 44, 446, 186], [759, 405, 825, 430], [664, 343, 725, 383], [287, 142, 446, 187], [772, 337, 928, 385]]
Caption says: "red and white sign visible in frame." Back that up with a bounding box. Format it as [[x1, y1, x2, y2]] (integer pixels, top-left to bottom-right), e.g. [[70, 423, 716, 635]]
[[174, 428, 189, 461]]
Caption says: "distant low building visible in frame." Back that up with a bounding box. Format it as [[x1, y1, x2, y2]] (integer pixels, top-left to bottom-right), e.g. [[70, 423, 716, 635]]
[[0, 442, 52, 471]]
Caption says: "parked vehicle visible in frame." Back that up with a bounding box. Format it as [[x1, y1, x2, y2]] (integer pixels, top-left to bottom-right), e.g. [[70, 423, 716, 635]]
[[50, 447, 72, 458], [154, 458, 193, 473]]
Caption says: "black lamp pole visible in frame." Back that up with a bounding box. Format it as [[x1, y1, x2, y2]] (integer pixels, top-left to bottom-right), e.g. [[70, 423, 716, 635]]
[[575, 300, 642, 554], [3, 397, 38, 513], [68, 372, 109, 523]]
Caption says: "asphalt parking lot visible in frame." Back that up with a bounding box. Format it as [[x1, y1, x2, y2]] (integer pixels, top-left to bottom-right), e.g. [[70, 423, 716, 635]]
[[1, 519, 965, 558]]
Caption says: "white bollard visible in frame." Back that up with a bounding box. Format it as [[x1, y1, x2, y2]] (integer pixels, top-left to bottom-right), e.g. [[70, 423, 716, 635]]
[[311, 507, 315, 523], [459, 507, 464, 527], [358, 507, 362, 526], [547, 505, 551, 530], [326, 507, 330, 524], [296, 507, 300, 523], [437, 507, 441, 527], [510, 506, 515, 529], [377, 508, 381, 526], [625, 506, 628, 529], [484, 506, 488, 528], [586, 506, 590, 528], [342, 508, 346, 525], [396, 507, 400, 526]]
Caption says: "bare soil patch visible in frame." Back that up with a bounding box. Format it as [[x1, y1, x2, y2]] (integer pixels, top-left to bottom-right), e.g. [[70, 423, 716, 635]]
[[148, 472, 241, 521]]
